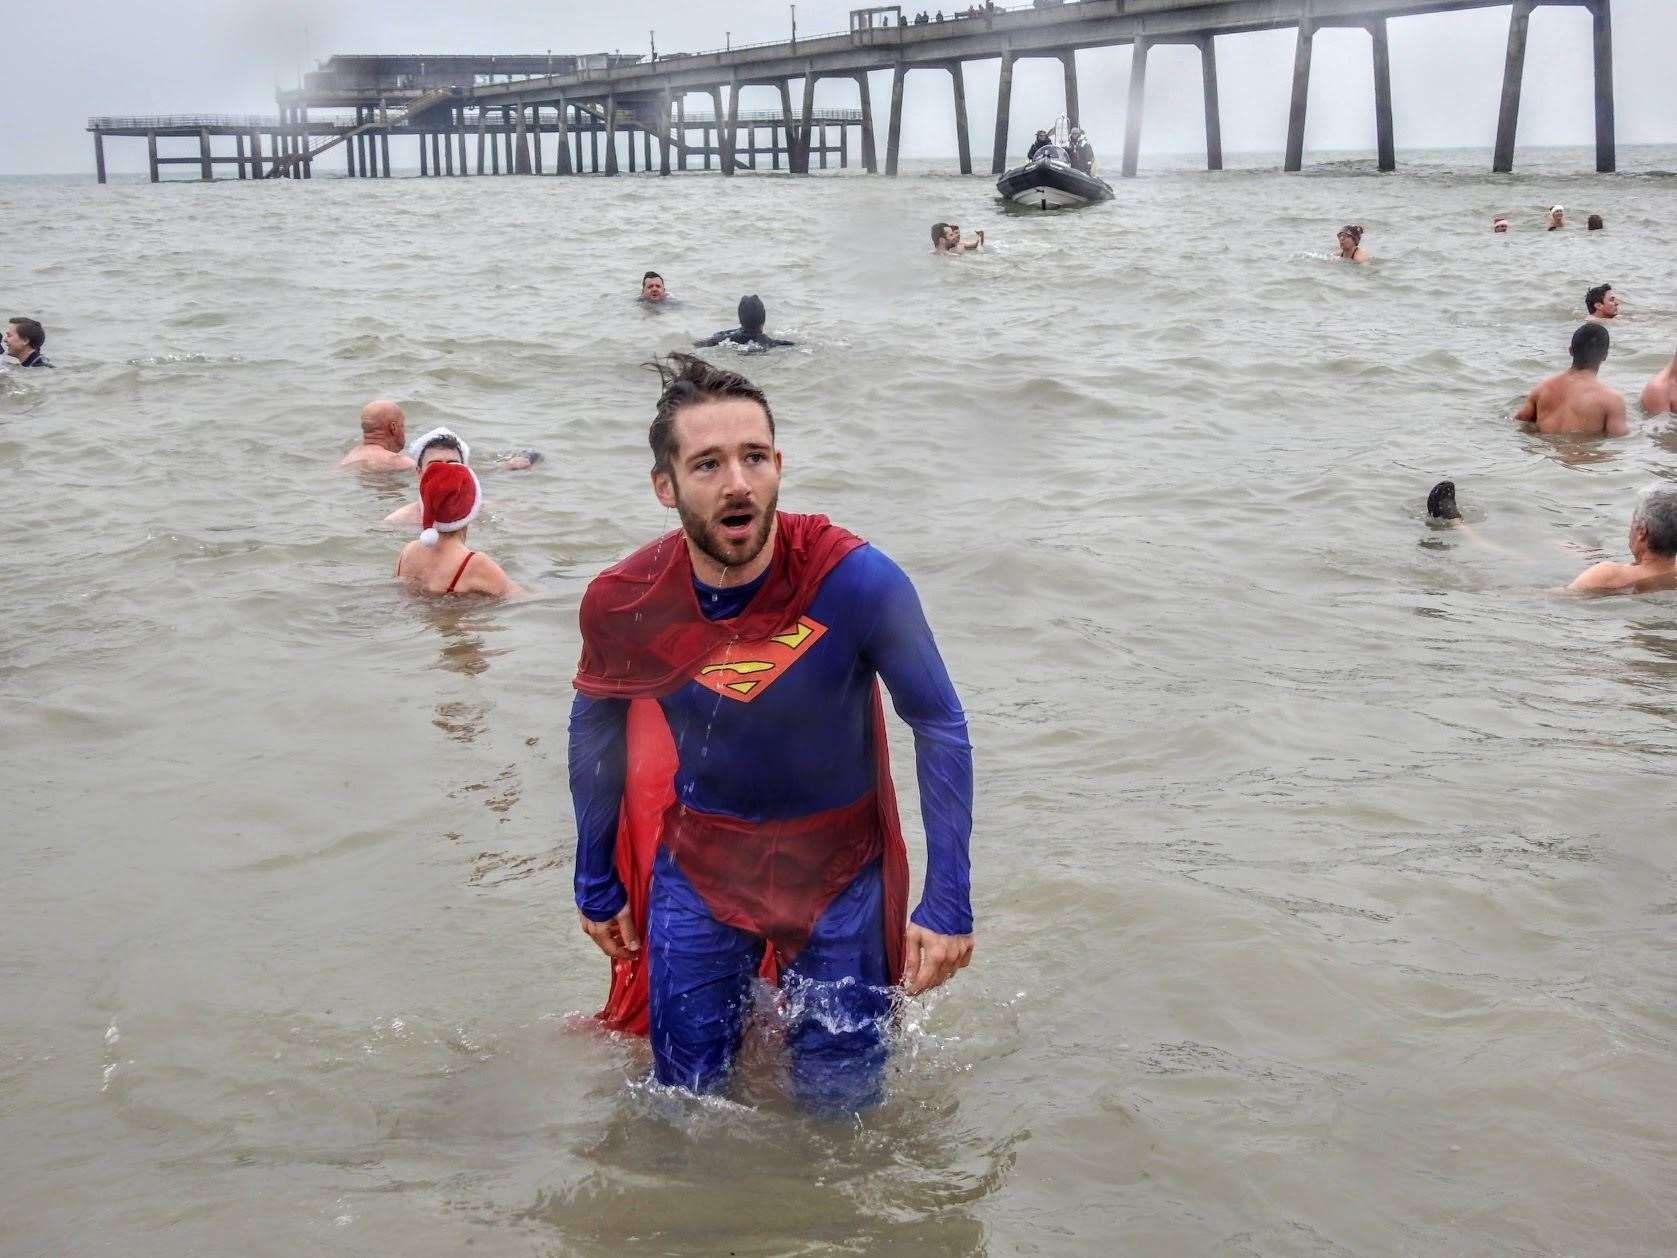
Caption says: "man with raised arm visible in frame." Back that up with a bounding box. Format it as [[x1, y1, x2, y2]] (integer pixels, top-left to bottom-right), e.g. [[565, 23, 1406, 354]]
[[1514, 323, 1627, 437], [567, 353, 973, 1111]]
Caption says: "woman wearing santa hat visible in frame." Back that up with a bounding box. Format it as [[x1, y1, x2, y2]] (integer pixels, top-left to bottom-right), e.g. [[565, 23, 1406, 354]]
[[384, 427, 541, 528], [394, 459, 523, 597]]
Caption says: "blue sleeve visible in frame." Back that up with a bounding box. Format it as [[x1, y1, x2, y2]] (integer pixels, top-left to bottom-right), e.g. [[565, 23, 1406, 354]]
[[568, 693, 630, 922], [856, 550, 975, 936]]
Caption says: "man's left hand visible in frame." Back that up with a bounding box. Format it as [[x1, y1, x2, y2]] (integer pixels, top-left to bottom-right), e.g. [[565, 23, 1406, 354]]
[[901, 923, 974, 997]]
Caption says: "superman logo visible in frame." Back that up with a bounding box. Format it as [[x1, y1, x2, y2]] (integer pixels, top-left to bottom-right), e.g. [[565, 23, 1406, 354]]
[[692, 618, 828, 703]]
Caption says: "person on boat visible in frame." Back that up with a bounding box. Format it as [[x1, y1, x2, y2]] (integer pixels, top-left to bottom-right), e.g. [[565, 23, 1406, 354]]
[[1067, 127, 1096, 175], [932, 223, 983, 255], [2, 317, 52, 368], [568, 352, 974, 1110], [1641, 345, 1677, 417], [1335, 225, 1370, 262], [694, 295, 795, 351], [394, 460, 522, 597], [1514, 322, 1627, 436], [640, 271, 668, 304], [1027, 130, 1053, 160], [1585, 283, 1619, 322], [1569, 487, 1677, 594], [340, 400, 415, 471], [384, 427, 540, 526]]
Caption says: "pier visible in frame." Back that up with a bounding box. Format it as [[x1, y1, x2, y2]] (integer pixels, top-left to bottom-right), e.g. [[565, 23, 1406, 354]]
[[89, 0, 1618, 183]]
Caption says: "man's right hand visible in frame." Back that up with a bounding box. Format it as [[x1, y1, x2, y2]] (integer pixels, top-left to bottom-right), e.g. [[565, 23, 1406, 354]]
[[579, 906, 640, 959]]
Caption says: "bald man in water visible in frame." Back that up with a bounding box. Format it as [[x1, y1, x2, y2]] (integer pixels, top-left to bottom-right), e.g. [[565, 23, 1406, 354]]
[[340, 400, 416, 470], [1514, 323, 1627, 437], [1642, 347, 1677, 418]]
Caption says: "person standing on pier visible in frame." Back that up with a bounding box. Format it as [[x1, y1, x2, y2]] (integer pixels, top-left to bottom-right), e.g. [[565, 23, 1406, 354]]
[[3, 318, 52, 368], [340, 400, 415, 471], [568, 353, 974, 1110]]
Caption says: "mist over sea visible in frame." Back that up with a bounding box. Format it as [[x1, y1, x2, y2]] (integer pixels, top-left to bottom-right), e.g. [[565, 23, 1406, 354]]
[[3, 148, 1676, 1255]]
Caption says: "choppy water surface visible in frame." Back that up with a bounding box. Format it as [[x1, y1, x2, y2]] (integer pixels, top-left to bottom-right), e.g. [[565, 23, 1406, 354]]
[[4, 149, 1676, 1256]]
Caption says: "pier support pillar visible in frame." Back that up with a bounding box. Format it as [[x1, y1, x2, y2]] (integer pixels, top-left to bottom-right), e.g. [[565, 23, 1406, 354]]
[[1284, 21, 1315, 172], [799, 74, 819, 174], [1122, 38, 1150, 178], [249, 129, 262, 179], [857, 73, 877, 173], [950, 61, 972, 175], [723, 82, 741, 174], [1592, 0, 1615, 173], [1061, 50, 1080, 126], [676, 97, 688, 170], [234, 132, 246, 180], [420, 129, 430, 176], [198, 128, 213, 181], [476, 114, 487, 175], [147, 130, 159, 182], [628, 120, 638, 172], [348, 128, 359, 177], [300, 108, 312, 178], [555, 100, 573, 174], [886, 65, 907, 177], [659, 92, 673, 175], [708, 87, 723, 170], [1199, 36, 1223, 171], [1370, 19, 1396, 172], [605, 95, 620, 175], [531, 107, 544, 174], [779, 80, 799, 172], [94, 132, 108, 185], [514, 106, 531, 174], [1492, 0, 1533, 173], [445, 121, 457, 175], [992, 50, 1014, 174]]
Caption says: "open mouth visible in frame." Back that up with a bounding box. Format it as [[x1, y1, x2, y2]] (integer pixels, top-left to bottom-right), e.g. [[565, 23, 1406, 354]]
[[717, 510, 755, 542]]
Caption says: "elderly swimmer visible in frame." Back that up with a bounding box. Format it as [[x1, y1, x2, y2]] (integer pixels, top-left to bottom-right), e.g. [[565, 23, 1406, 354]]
[[341, 401, 416, 471], [1569, 488, 1677, 594]]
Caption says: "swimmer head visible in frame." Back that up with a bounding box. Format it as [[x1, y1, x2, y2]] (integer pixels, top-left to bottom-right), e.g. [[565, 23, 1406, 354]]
[[1588, 214, 1604, 231], [407, 426, 471, 468], [1569, 320, 1609, 371], [417, 460, 482, 546], [738, 294, 767, 334], [1492, 217, 1509, 233], [360, 400, 407, 450], [641, 270, 667, 302], [1585, 283, 1618, 320], [1548, 205, 1565, 228]]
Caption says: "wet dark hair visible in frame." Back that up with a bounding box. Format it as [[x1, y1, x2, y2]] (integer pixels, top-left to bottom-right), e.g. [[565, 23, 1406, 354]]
[[646, 352, 776, 475], [931, 221, 950, 245], [417, 433, 465, 467], [642, 271, 663, 284], [7, 317, 44, 350], [1585, 283, 1613, 315], [737, 294, 767, 333], [1570, 321, 1609, 370], [1587, 214, 1604, 231]]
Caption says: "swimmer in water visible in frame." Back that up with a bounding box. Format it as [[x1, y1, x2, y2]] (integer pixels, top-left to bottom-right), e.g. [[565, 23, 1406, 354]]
[[1588, 213, 1604, 231], [341, 400, 416, 471], [394, 461, 523, 597], [1335, 225, 1369, 262], [932, 223, 983, 255], [640, 271, 668, 304], [1547, 205, 1565, 231], [1514, 322, 1627, 437], [1492, 217, 1509, 233], [1641, 345, 1677, 417], [694, 295, 795, 351], [1585, 283, 1619, 322], [3, 317, 52, 367], [1569, 487, 1677, 594], [1427, 480, 1462, 521], [384, 427, 539, 526]]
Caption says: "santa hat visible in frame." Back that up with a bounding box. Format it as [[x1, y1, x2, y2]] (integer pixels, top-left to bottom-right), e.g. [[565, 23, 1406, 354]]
[[418, 461, 482, 546], [406, 425, 471, 466]]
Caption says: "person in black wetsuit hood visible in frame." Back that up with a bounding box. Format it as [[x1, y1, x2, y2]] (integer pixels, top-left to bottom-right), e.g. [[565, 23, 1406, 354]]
[[694, 295, 795, 352]]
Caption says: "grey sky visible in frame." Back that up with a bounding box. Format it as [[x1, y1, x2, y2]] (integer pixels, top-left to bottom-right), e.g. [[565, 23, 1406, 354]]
[[2, 1, 1673, 174]]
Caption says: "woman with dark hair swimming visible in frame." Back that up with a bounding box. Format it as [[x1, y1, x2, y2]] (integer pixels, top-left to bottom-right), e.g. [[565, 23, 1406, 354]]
[[1335, 225, 1369, 262]]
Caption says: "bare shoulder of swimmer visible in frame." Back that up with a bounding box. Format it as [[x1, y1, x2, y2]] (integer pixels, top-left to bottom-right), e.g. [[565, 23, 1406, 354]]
[[461, 555, 526, 599], [1568, 561, 1633, 593], [384, 501, 421, 526]]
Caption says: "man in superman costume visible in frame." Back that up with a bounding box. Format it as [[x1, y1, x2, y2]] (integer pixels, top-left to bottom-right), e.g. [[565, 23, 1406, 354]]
[[569, 353, 974, 1110]]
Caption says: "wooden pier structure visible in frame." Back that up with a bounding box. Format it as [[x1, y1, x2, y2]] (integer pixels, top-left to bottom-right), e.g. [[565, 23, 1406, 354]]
[[89, 0, 1618, 183]]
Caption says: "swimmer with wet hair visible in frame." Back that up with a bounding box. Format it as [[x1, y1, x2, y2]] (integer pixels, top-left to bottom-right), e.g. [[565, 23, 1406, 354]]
[[1514, 322, 1627, 436], [1569, 487, 1677, 594], [341, 400, 416, 471], [694, 295, 795, 351], [1585, 283, 1619, 321], [1642, 346, 1677, 418], [1335, 225, 1369, 262], [640, 271, 668, 303], [1588, 214, 1604, 231], [933, 223, 983, 255], [394, 461, 523, 597]]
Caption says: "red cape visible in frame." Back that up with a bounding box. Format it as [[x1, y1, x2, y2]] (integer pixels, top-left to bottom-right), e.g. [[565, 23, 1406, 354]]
[[575, 513, 910, 1036]]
